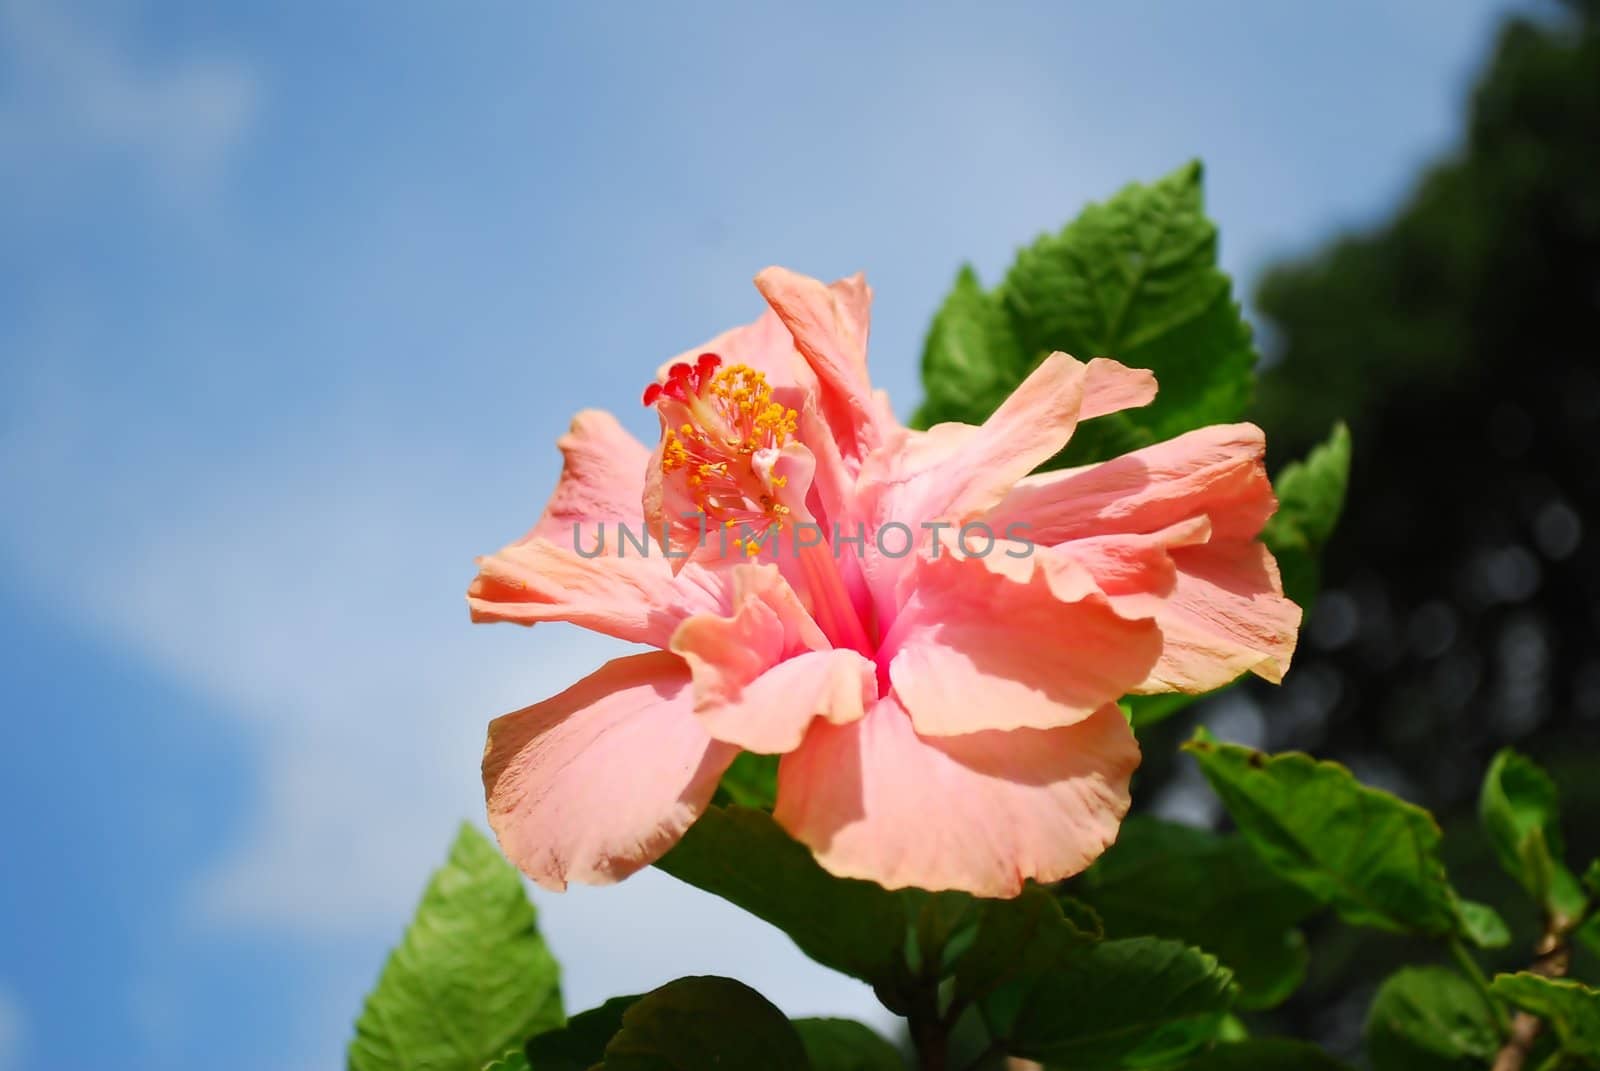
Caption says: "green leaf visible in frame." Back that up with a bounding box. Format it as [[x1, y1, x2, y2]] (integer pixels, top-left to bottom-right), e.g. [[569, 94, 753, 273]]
[[791, 1019, 904, 1071], [350, 824, 563, 1071], [524, 997, 639, 1071], [1166, 1038, 1355, 1069], [1365, 967, 1502, 1071], [1125, 685, 1234, 732], [1260, 422, 1352, 609], [949, 885, 1100, 1004], [657, 809, 1110, 1021], [482, 1053, 532, 1071], [1001, 160, 1256, 468], [1480, 749, 1587, 925], [1580, 915, 1600, 966], [911, 263, 1029, 429], [1266, 422, 1352, 551], [1585, 859, 1600, 899], [713, 751, 779, 810], [1184, 730, 1459, 936], [1492, 973, 1600, 1060], [654, 807, 910, 993], [1071, 817, 1320, 1009], [989, 937, 1235, 1069], [1455, 900, 1512, 950], [601, 976, 808, 1071]]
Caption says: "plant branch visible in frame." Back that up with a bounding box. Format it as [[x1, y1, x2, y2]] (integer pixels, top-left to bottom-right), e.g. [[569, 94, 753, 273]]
[[910, 1010, 948, 1071], [1490, 922, 1575, 1071]]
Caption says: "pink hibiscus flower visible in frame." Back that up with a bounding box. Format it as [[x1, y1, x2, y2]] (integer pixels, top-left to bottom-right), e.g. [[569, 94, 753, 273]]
[[468, 267, 1299, 897]]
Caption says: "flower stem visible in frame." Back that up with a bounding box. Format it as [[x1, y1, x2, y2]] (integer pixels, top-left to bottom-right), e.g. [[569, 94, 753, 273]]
[[910, 1012, 948, 1071]]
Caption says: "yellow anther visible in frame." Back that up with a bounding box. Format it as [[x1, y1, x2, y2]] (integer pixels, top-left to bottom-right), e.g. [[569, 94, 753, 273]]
[[655, 361, 799, 537]]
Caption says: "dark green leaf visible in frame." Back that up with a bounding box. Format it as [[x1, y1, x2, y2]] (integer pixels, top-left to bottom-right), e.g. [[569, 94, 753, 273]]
[[1455, 900, 1512, 950], [524, 997, 639, 1071], [1585, 859, 1600, 900], [601, 976, 807, 1071], [654, 807, 909, 992], [897, 888, 983, 979], [350, 824, 563, 1071], [912, 264, 1029, 429], [991, 937, 1235, 1069], [1072, 817, 1319, 1009], [792, 1019, 904, 1071], [1001, 160, 1256, 468], [1480, 749, 1587, 925], [1166, 1038, 1354, 1070], [949, 885, 1100, 1004], [1260, 423, 1352, 609], [1184, 731, 1459, 935], [1580, 914, 1600, 964], [713, 751, 779, 810], [1125, 688, 1223, 732], [1492, 973, 1600, 1060], [1365, 967, 1502, 1071]]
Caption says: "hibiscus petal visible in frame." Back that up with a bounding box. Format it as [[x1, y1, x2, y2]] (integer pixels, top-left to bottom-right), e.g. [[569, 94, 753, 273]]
[[657, 305, 812, 399], [671, 564, 875, 753], [694, 648, 877, 754], [861, 353, 1090, 537], [1115, 540, 1301, 691], [774, 698, 1139, 897], [885, 552, 1162, 735], [990, 423, 1276, 545], [468, 537, 729, 648], [1044, 516, 1213, 596], [1081, 357, 1158, 421], [524, 409, 651, 542], [482, 651, 737, 891], [755, 266, 890, 462], [982, 423, 1296, 691]]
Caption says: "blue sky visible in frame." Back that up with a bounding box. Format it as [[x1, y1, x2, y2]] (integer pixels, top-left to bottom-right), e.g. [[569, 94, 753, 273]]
[[0, 1, 1538, 1067]]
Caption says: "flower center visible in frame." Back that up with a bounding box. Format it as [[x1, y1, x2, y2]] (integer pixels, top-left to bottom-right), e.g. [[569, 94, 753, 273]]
[[644, 353, 875, 657], [644, 353, 800, 554]]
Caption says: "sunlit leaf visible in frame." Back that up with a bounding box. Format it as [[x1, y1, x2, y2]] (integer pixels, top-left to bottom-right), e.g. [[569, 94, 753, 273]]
[[1492, 973, 1600, 1061], [349, 825, 562, 1071], [1261, 422, 1352, 609], [1184, 731, 1459, 936], [1480, 748, 1587, 925]]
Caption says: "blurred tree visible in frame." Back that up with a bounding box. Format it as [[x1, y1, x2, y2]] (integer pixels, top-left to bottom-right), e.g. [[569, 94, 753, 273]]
[[1209, 0, 1600, 1052]]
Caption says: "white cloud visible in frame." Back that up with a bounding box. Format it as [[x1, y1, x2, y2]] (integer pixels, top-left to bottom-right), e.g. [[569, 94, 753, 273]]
[[0, 354, 898, 1033], [0, 985, 24, 1071], [0, 0, 258, 194]]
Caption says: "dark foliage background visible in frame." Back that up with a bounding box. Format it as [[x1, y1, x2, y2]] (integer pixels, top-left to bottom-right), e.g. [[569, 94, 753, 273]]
[[1135, 0, 1600, 1055]]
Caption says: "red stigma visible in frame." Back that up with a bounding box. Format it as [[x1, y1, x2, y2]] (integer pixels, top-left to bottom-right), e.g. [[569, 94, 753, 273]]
[[646, 352, 725, 408]]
